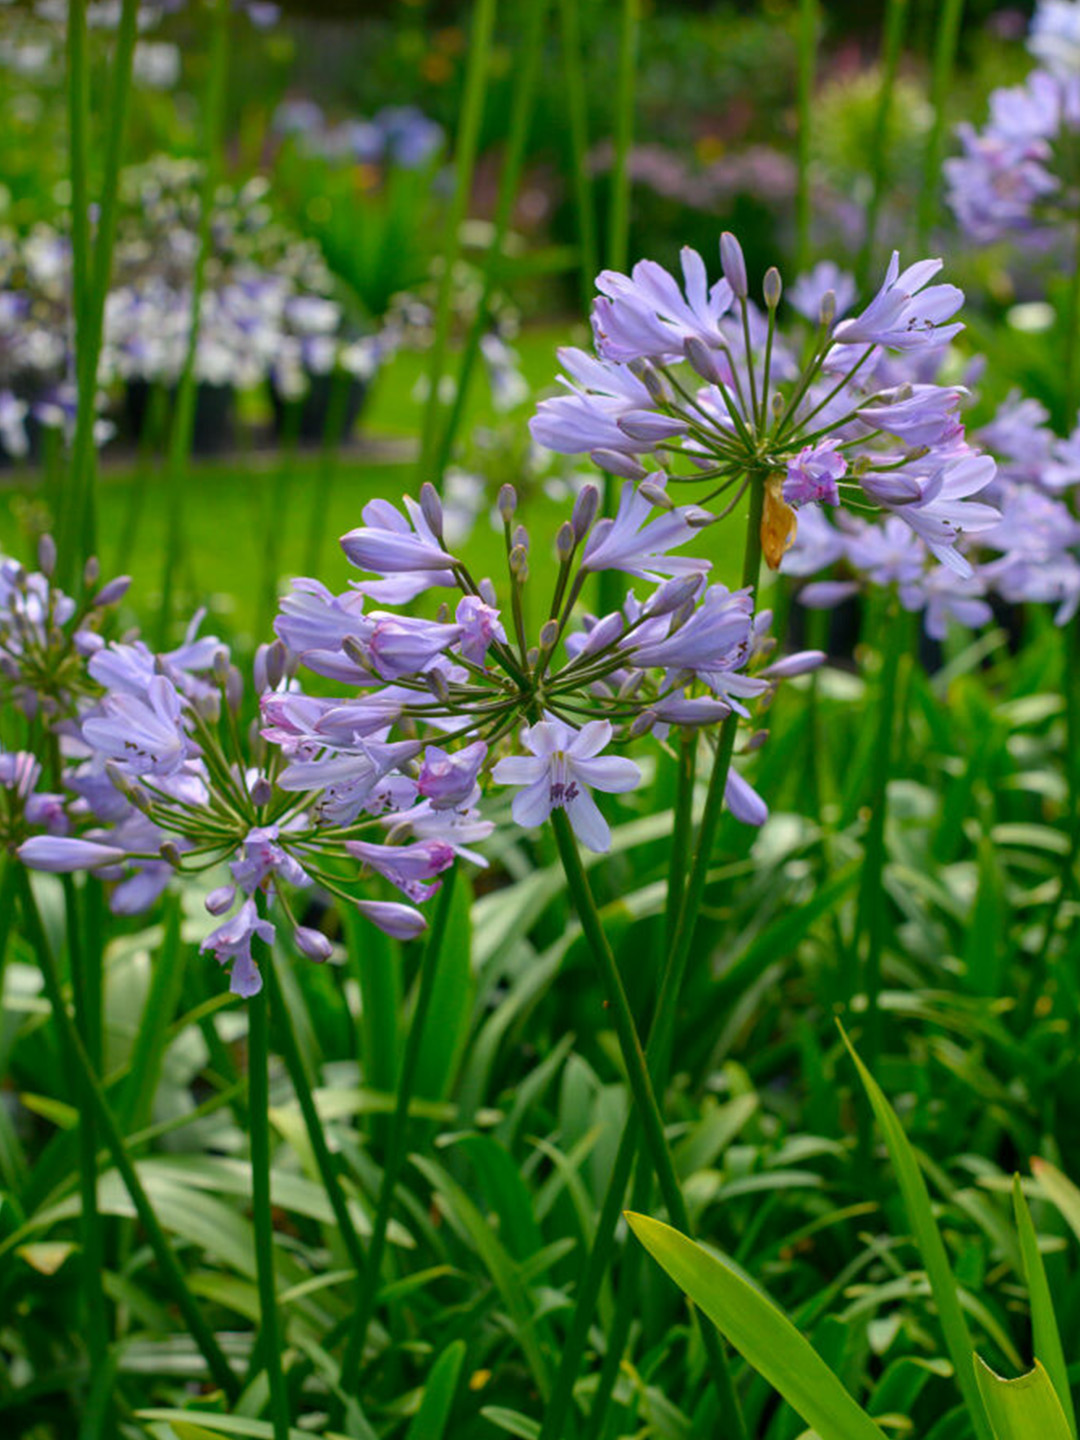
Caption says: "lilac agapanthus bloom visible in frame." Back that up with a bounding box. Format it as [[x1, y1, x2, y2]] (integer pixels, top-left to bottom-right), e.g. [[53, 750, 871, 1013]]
[[491, 717, 641, 853], [528, 230, 997, 575]]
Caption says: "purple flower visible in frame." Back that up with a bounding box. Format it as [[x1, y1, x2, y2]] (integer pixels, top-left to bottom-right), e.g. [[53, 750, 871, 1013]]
[[872, 453, 998, 574], [529, 347, 654, 459], [367, 615, 462, 680], [274, 579, 373, 682], [200, 898, 275, 998], [276, 736, 420, 825], [782, 439, 847, 508], [591, 246, 734, 364], [833, 253, 964, 352], [19, 836, 127, 872], [858, 384, 965, 448], [295, 926, 332, 962], [345, 838, 456, 901], [582, 478, 712, 581], [82, 675, 194, 778], [780, 505, 848, 577], [417, 742, 487, 809], [230, 825, 310, 894], [455, 595, 506, 666], [341, 496, 458, 603], [491, 716, 641, 853]]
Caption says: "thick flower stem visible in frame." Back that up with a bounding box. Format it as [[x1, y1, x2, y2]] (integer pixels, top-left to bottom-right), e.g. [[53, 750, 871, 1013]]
[[549, 809, 746, 1435], [16, 870, 239, 1401], [540, 477, 766, 1439], [263, 947, 368, 1278], [341, 868, 458, 1391], [248, 981, 292, 1440]]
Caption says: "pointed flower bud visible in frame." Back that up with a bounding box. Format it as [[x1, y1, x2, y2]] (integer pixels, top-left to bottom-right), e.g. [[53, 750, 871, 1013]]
[[91, 575, 132, 608], [509, 544, 529, 583], [720, 232, 748, 299], [419, 481, 444, 541], [589, 449, 647, 480], [83, 556, 100, 589], [556, 521, 576, 562], [250, 775, 273, 806], [819, 289, 837, 327], [683, 336, 723, 384], [37, 534, 56, 577], [295, 926, 332, 963], [160, 840, 182, 868], [498, 484, 518, 523], [539, 619, 560, 652], [763, 266, 782, 310], [571, 483, 600, 539], [206, 884, 236, 915], [639, 481, 675, 510]]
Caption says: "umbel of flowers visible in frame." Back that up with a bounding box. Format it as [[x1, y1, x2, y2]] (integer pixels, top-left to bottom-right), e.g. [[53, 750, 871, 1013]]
[[529, 232, 998, 585]]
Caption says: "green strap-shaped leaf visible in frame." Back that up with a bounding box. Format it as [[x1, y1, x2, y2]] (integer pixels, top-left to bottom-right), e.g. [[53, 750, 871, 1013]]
[[405, 1340, 466, 1440], [840, 1025, 995, 1440], [626, 1213, 888, 1440], [1012, 1175, 1077, 1438], [974, 1358, 1075, 1440], [1032, 1159, 1080, 1249]]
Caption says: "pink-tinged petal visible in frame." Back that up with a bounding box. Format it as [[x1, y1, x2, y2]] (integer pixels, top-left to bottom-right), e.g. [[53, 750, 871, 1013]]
[[565, 788, 612, 853], [511, 777, 554, 829], [570, 755, 642, 794]]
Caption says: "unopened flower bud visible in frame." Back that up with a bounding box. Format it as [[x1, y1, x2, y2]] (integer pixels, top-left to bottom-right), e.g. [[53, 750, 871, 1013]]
[[295, 925, 332, 963], [683, 506, 715, 530], [426, 669, 450, 703], [342, 635, 374, 673], [509, 544, 529, 583], [160, 840, 182, 868], [498, 483, 518, 523], [819, 290, 836, 327], [513, 524, 529, 553], [526, 645, 540, 668], [128, 783, 152, 815], [617, 671, 645, 700], [265, 638, 287, 691], [763, 266, 782, 310], [748, 729, 769, 751], [771, 392, 785, 420], [226, 666, 243, 715], [556, 521, 576, 561], [632, 360, 673, 406], [105, 761, 132, 796], [478, 577, 497, 606], [91, 575, 131, 608], [629, 710, 658, 737], [647, 574, 704, 617], [83, 556, 100, 590], [571, 483, 600, 539], [539, 619, 560, 652], [212, 648, 230, 683], [206, 884, 236, 915], [37, 534, 56, 577], [250, 774, 273, 806], [684, 337, 723, 384], [639, 481, 675, 510], [720, 232, 748, 299], [589, 449, 647, 481], [436, 601, 451, 623], [419, 481, 444, 541]]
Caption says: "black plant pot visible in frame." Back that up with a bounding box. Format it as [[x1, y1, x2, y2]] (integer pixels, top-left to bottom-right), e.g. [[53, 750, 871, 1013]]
[[125, 380, 236, 454], [269, 371, 368, 447]]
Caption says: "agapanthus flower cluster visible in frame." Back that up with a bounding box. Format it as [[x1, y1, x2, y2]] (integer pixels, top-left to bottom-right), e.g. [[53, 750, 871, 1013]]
[[0, 536, 131, 718], [268, 478, 823, 856], [17, 623, 449, 998], [530, 232, 998, 580], [945, 0, 1080, 244]]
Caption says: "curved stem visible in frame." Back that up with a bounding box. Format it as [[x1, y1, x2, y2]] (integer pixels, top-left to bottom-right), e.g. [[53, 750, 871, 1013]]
[[341, 868, 458, 1388], [17, 870, 239, 1401], [248, 978, 291, 1440], [548, 809, 746, 1433]]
